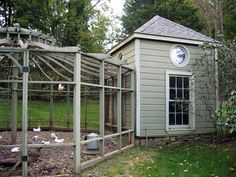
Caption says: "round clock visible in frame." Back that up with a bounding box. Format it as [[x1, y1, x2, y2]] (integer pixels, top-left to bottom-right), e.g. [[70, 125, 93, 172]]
[[170, 45, 189, 67]]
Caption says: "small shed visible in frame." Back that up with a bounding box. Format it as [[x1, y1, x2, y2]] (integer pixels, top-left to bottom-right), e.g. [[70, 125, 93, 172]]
[[108, 15, 218, 137]]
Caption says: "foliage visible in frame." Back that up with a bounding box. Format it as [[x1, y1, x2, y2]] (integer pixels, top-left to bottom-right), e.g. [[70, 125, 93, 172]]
[[81, 143, 236, 177], [194, 38, 236, 136], [121, 0, 206, 35], [223, 0, 236, 40], [0, 0, 109, 52], [194, 0, 236, 40], [216, 91, 236, 135], [217, 38, 236, 99]]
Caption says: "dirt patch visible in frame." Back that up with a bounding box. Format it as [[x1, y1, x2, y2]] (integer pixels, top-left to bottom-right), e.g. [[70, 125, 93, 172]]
[[0, 131, 119, 176]]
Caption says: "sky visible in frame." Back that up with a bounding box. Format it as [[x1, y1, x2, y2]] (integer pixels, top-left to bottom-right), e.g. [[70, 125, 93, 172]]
[[109, 0, 125, 17]]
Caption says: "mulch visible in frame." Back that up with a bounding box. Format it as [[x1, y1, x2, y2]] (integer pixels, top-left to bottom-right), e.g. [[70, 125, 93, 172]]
[[0, 131, 119, 176]]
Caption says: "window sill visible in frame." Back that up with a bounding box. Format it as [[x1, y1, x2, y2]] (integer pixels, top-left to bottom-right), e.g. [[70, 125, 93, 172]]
[[166, 128, 196, 135]]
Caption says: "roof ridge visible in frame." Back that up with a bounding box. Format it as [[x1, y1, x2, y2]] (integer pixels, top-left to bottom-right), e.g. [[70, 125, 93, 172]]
[[135, 15, 160, 33]]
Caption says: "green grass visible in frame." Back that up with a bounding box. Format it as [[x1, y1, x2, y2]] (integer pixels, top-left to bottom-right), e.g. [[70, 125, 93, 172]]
[[81, 142, 236, 177], [0, 98, 99, 129]]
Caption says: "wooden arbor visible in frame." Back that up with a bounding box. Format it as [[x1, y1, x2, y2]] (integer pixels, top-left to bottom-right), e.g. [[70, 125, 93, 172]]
[[0, 26, 135, 176]]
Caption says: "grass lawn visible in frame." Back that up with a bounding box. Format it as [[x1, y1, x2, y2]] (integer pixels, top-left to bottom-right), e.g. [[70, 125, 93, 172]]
[[0, 98, 99, 129], [81, 142, 236, 177]]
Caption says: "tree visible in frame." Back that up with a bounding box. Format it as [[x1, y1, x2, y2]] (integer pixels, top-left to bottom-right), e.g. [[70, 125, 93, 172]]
[[223, 0, 236, 39], [194, 0, 236, 40], [121, 0, 206, 35], [0, 0, 109, 52]]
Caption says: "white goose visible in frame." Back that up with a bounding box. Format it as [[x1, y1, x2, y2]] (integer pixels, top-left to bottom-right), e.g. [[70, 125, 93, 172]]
[[33, 125, 41, 132], [54, 136, 64, 143]]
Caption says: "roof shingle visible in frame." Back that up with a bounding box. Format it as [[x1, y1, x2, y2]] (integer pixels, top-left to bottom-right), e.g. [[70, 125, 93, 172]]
[[135, 15, 214, 42]]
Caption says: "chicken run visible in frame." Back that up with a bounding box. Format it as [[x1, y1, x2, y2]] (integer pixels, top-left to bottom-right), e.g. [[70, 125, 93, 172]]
[[0, 25, 135, 176]]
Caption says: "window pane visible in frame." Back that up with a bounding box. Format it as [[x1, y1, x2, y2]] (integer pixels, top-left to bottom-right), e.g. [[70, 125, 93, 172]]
[[183, 102, 189, 113], [170, 77, 175, 88], [169, 113, 175, 125], [176, 113, 182, 125], [176, 102, 182, 113], [169, 102, 175, 112], [177, 77, 182, 88], [183, 114, 189, 124], [184, 89, 189, 100], [184, 77, 189, 88], [170, 89, 176, 99], [177, 89, 182, 99]]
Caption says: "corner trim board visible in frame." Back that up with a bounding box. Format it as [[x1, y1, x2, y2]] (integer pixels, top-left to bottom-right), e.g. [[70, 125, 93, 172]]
[[135, 39, 141, 136]]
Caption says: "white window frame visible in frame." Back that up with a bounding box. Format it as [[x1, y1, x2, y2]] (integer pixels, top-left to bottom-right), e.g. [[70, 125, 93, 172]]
[[170, 45, 190, 67], [166, 70, 195, 131], [118, 52, 123, 60]]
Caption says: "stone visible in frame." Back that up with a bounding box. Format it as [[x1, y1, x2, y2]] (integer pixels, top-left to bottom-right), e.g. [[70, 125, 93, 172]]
[[170, 137, 176, 141], [162, 137, 170, 142]]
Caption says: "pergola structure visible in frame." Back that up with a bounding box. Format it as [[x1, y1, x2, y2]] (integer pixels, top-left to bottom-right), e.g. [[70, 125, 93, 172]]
[[0, 25, 135, 176]]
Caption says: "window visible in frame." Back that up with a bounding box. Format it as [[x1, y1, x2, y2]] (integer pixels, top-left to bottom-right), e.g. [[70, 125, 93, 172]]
[[118, 52, 123, 60], [170, 45, 190, 67], [166, 71, 195, 131]]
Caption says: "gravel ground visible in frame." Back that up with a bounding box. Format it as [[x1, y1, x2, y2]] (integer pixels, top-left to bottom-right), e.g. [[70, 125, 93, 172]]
[[0, 131, 119, 176]]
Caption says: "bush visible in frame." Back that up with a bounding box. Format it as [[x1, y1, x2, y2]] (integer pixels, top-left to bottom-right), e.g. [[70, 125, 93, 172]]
[[216, 91, 236, 135]]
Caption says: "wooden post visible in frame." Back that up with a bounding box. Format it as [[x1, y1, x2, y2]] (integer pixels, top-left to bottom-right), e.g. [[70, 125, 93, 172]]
[[11, 54, 18, 144], [49, 84, 53, 130], [22, 49, 29, 177], [84, 93, 88, 131], [130, 71, 135, 144], [67, 85, 70, 128], [117, 66, 122, 149], [99, 60, 105, 156], [73, 52, 81, 174]]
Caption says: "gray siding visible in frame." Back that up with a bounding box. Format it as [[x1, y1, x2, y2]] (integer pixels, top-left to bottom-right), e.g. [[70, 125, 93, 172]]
[[111, 42, 135, 67], [139, 39, 216, 136]]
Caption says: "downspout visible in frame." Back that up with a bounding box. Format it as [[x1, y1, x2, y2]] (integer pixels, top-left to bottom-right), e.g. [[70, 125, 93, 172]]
[[214, 48, 219, 110]]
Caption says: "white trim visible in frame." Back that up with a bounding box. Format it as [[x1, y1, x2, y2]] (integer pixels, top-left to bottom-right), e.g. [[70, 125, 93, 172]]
[[135, 39, 141, 136], [134, 33, 206, 45], [108, 33, 208, 55], [170, 44, 190, 67], [165, 70, 195, 131], [108, 34, 134, 54]]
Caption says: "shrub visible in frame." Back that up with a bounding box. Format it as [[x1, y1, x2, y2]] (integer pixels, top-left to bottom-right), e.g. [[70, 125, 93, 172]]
[[216, 91, 236, 135]]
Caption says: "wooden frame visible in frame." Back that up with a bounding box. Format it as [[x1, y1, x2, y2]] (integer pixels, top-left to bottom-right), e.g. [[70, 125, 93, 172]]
[[0, 44, 135, 176]]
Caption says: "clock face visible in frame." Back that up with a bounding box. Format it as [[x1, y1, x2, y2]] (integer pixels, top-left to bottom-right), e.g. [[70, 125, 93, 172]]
[[170, 46, 189, 67]]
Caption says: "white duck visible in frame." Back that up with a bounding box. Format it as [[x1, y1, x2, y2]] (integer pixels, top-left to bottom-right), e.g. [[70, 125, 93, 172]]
[[54, 136, 64, 143], [33, 125, 41, 132], [42, 140, 50, 145], [58, 84, 64, 91], [50, 133, 57, 139], [11, 147, 20, 153]]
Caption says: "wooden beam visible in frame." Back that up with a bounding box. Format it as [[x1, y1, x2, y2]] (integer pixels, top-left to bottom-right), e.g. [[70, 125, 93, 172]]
[[11, 53, 19, 144], [130, 71, 135, 144], [35, 55, 71, 81], [117, 66, 122, 149], [99, 60, 105, 157], [21, 49, 29, 177], [73, 52, 81, 174]]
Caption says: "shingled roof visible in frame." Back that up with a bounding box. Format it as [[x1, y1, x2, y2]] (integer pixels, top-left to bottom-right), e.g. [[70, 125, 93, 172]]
[[135, 15, 214, 42]]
